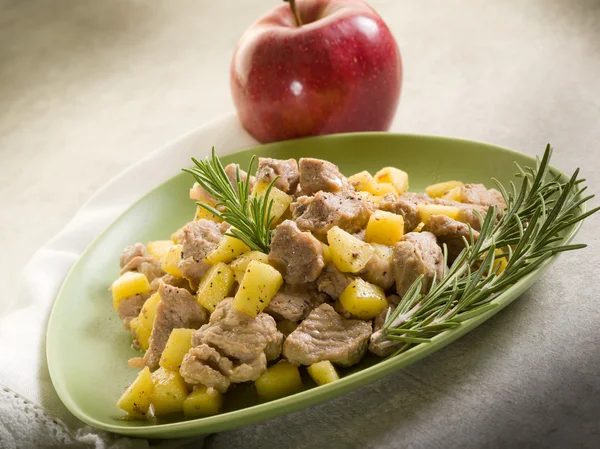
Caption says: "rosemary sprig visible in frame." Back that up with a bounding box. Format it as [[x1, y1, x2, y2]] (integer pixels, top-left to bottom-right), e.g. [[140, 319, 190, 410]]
[[183, 147, 277, 253], [378, 145, 599, 356]]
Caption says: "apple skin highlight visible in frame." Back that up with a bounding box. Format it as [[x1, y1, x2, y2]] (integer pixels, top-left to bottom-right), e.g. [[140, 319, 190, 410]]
[[230, 0, 402, 143]]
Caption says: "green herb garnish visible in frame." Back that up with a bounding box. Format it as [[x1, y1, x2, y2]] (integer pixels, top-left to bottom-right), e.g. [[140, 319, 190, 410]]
[[377, 145, 599, 355], [183, 147, 277, 253]]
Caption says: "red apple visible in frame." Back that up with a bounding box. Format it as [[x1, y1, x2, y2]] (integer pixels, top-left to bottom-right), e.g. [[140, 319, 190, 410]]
[[230, 0, 402, 143]]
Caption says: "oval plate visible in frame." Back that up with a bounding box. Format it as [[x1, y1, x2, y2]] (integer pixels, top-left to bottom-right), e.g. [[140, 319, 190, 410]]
[[46, 133, 584, 438]]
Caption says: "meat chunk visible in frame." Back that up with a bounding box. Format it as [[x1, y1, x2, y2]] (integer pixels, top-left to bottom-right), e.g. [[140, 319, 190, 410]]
[[150, 274, 193, 293], [422, 214, 480, 262], [180, 344, 267, 393], [179, 219, 223, 287], [379, 193, 432, 233], [192, 298, 284, 363], [393, 232, 445, 297], [224, 163, 255, 195], [372, 295, 401, 332], [268, 220, 325, 284], [460, 184, 506, 210], [119, 243, 164, 282], [180, 344, 234, 393], [265, 283, 327, 322], [369, 295, 403, 357], [359, 252, 394, 291], [189, 163, 254, 206], [256, 157, 299, 194], [283, 304, 372, 367], [117, 293, 149, 328], [144, 282, 208, 370], [317, 264, 354, 300], [298, 158, 350, 195], [291, 190, 372, 239]]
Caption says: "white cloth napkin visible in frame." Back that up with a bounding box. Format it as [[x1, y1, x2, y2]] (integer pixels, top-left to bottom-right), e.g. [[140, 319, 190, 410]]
[[0, 114, 257, 449]]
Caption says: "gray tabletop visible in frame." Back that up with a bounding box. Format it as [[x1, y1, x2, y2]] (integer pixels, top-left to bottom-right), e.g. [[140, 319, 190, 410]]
[[1, 0, 599, 448]]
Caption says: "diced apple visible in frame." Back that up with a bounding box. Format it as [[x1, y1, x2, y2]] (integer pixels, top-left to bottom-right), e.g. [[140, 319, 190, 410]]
[[339, 278, 387, 319], [348, 171, 377, 193], [425, 180, 463, 198], [151, 367, 188, 416], [147, 240, 174, 261], [196, 262, 234, 312], [161, 244, 183, 278], [255, 361, 302, 400], [205, 234, 250, 264], [183, 386, 223, 418], [417, 204, 461, 224], [116, 367, 154, 419], [194, 204, 222, 222], [229, 251, 270, 284], [130, 292, 161, 351], [111, 271, 151, 310], [307, 361, 340, 386], [364, 210, 405, 246], [252, 182, 293, 226], [327, 226, 374, 273], [159, 328, 195, 371], [374, 167, 409, 195], [232, 260, 283, 317]]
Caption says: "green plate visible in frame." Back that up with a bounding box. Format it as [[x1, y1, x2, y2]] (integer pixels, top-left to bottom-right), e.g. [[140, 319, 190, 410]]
[[46, 133, 585, 438]]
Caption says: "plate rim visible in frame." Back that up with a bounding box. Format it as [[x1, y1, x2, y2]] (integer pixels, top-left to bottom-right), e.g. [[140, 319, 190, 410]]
[[46, 132, 585, 438]]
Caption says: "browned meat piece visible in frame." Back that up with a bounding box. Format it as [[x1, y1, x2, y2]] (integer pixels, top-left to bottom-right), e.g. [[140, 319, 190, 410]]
[[189, 182, 217, 205], [120, 243, 146, 268], [229, 353, 267, 383], [265, 283, 327, 322], [189, 163, 255, 207], [180, 344, 267, 393], [180, 344, 233, 393], [460, 184, 506, 210], [379, 193, 432, 233], [179, 219, 223, 287], [150, 274, 193, 294], [283, 303, 372, 367], [372, 294, 401, 332], [119, 243, 164, 282], [256, 157, 299, 194], [317, 264, 354, 300], [359, 252, 394, 291], [298, 157, 350, 195], [369, 295, 402, 357], [144, 282, 208, 370], [393, 232, 445, 297], [224, 163, 255, 195], [291, 190, 372, 239], [117, 293, 149, 328], [268, 220, 325, 284], [423, 214, 480, 262], [192, 298, 283, 363]]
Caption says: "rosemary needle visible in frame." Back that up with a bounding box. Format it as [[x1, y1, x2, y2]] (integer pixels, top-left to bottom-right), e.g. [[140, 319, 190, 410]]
[[183, 147, 277, 253], [378, 145, 599, 356]]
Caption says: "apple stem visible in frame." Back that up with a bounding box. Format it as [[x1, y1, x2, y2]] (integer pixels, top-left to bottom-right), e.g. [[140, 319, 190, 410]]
[[284, 0, 303, 27]]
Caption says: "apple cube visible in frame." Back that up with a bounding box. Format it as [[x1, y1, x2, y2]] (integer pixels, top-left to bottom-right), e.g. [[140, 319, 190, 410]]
[[183, 386, 223, 418], [116, 366, 154, 419], [255, 361, 302, 400], [151, 367, 189, 416], [327, 226, 374, 273], [364, 210, 405, 246], [111, 271, 151, 310], [159, 328, 195, 371], [196, 262, 234, 312], [307, 361, 340, 386]]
